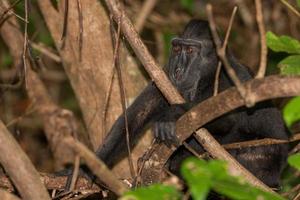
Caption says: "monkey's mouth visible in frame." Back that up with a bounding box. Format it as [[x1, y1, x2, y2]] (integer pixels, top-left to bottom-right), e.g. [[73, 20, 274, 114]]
[[174, 67, 184, 81]]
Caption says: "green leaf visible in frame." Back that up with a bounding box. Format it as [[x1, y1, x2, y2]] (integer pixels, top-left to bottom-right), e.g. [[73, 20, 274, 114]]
[[120, 184, 181, 200], [283, 96, 300, 127], [181, 158, 286, 200], [213, 179, 284, 200], [279, 55, 300, 75], [288, 153, 300, 171], [181, 158, 212, 200], [266, 31, 300, 54], [180, 0, 195, 13], [297, 0, 300, 8]]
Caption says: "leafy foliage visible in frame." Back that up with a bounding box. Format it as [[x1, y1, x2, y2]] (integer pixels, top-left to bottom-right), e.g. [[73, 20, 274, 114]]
[[266, 31, 300, 76], [181, 158, 285, 200], [121, 158, 286, 200], [266, 32, 300, 127], [181, 159, 213, 200], [279, 55, 300, 75], [297, 0, 300, 8], [266, 31, 300, 54], [180, 0, 195, 13], [120, 184, 181, 200], [288, 153, 300, 171], [283, 96, 300, 127]]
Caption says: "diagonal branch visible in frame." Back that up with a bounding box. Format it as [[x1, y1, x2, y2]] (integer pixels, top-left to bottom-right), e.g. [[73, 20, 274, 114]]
[[194, 128, 274, 193], [103, 0, 185, 104], [63, 137, 127, 196], [0, 120, 50, 200]]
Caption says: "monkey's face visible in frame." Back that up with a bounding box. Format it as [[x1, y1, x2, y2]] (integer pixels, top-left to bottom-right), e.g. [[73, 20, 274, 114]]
[[167, 37, 218, 101]]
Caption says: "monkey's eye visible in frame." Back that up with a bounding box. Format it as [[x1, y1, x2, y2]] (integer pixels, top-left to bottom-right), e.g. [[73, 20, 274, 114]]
[[172, 45, 181, 54], [186, 46, 193, 54]]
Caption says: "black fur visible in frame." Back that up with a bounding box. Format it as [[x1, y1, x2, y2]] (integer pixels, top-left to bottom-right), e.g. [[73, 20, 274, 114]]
[[96, 19, 288, 188]]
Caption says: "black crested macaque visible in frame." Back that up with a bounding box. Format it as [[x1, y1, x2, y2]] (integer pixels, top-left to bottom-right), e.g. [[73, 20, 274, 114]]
[[96, 19, 288, 188]]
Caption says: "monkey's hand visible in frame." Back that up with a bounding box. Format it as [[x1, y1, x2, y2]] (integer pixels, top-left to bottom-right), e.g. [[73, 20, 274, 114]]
[[153, 121, 180, 147]]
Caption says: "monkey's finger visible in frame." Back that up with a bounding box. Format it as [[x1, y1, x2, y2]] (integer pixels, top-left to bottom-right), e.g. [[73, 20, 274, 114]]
[[158, 123, 166, 141], [153, 123, 160, 139]]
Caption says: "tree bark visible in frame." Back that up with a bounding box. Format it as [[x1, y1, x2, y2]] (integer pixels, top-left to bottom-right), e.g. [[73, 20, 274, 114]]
[[37, 0, 150, 177]]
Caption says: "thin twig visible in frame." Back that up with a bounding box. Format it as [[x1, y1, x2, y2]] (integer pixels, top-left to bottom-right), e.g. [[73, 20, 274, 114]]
[[197, 133, 300, 159], [213, 6, 237, 96], [22, 0, 29, 88], [224, 133, 300, 149], [213, 62, 222, 96], [135, 139, 158, 186], [194, 128, 275, 193], [0, 0, 28, 24], [29, 42, 61, 62], [280, 0, 300, 18], [134, 0, 158, 33], [76, 0, 83, 61], [206, 4, 255, 107], [102, 14, 118, 141], [0, 0, 21, 22], [61, 0, 69, 49], [114, 15, 136, 179], [255, 0, 268, 78], [183, 142, 205, 159]]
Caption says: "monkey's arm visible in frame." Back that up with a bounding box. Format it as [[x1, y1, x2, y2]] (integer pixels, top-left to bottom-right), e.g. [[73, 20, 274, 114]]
[[95, 82, 168, 168]]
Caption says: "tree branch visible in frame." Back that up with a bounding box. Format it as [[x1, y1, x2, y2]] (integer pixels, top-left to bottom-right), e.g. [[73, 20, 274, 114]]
[[142, 75, 300, 184], [0, 0, 77, 168], [0, 120, 50, 200], [194, 128, 274, 193], [63, 137, 127, 196]]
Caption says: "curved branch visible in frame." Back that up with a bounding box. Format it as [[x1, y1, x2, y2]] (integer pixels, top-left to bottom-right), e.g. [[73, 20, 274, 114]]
[[176, 75, 300, 140], [142, 75, 300, 184]]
